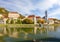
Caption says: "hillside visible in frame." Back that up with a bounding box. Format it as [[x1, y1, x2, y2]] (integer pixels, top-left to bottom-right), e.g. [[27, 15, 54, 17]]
[[0, 8, 9, 14]]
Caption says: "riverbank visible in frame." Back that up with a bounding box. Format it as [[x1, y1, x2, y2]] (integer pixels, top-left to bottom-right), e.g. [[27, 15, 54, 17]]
[[48, 24, 60, 26], [0, 24, 35, 28], [0, 24, 59, 28]]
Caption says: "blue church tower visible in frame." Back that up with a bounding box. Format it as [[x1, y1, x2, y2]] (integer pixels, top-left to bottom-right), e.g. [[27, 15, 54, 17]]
[[45, 10, 48, 23]]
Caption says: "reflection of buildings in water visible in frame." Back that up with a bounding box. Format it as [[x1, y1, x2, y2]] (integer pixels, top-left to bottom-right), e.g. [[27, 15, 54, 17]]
[[0, 28, 3, 33], [3, 27, 7, 35], [0, 27, 8, 35], [20, 29, 34, 40], [0, 27, 19, 38], [34, 27, 37, 34], [8, 28, 30, 39], [0, 37, 5, 42], [8, 28, 19, 38], [48, 26, 55, 31], [40, 28, 47, 34], [9, 31, 19, 38], [34, 27, 47, 34], [12, 32, 19, 38], [0, 28, 4, 36], [0, 33, 4, 36], [24, 32, 28, 39]]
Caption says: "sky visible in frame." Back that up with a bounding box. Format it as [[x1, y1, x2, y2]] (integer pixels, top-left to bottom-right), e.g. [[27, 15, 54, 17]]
[[0, 0, 60, 19]]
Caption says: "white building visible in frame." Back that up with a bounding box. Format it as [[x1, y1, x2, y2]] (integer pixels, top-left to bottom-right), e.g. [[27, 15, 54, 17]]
[[0, 14, 4, 24], [28, 15, 36, 24], [0, 14, 8, 24], [48, 18, 54, 24], [8, 12, 20, 19], [0, 14, 3, 18]]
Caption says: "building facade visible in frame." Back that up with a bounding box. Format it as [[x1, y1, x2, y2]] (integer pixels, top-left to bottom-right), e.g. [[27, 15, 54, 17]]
[[28, 15, 35, 21], [8, 12, 20, 19], [48, 18, 54, 24]]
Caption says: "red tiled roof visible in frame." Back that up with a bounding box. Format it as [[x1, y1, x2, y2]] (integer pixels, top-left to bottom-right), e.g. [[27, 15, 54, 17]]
[[3, 14, 8, 18], [48, 18, 54, 20], [9, 12, 18, 14], [28, 15, 35, 18], [36, 16, 41, 18]]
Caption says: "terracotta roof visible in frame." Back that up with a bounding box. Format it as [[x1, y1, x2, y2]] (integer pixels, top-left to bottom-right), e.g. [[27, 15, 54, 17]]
[[48, 18, 54, 20], [36, 16, 41, 18], [28, 15, 35, 18], [3, 14, 8, 18], [9, 12, 18, 14]]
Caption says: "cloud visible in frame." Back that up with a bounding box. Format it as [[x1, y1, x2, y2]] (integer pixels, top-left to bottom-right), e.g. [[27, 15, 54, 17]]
[[0, 0, 60, 19], [36, 0, 58, 10], [48, 8, 60, 19]]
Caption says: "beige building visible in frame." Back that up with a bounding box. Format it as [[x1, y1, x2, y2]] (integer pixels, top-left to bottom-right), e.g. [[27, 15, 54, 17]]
[[0, 14, 3, 18], [36, 16, 41, 21], [28, 15, 36, 24], [0, 14, 8, 24], [48, 18, 54, 24], [8, 12, 20, 19], [3, 14, 8, 24], [28, 15, 41, 24], [0, 14, 4, 24], [28, 15, 35, 21]]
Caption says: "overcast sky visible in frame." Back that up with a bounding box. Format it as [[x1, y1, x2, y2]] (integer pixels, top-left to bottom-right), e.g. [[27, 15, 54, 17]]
[[0, 0, 60, 19]]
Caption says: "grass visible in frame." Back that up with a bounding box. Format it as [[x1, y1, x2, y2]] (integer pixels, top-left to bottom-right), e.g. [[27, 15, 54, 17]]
[[0, 24, 35, 28], [0, 24, 60, 28], [44, 24, 60, 26]]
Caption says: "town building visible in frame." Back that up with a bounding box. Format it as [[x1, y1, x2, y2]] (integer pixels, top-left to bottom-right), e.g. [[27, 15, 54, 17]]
[[3, 14, 8, 24], [28, 15, 41, 24], [8, 12, 20, 19], [36, 16, 41, 21], [0, 14, 8, 24], [28, 15, 35, 20], [28, 15, 37, 24], [0, 14, 4, 24], [48, 18, 55, 24]]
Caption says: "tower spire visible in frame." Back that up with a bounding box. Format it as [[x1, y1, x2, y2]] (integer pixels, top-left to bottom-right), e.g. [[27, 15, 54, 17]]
[[45, 10, 47, 22]]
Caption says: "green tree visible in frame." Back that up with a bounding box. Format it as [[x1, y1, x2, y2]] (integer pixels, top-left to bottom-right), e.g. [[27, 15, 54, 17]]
[[40, 19, 45, 24], [22, 18, 34, 24], [37, 19, 45, 24], [53, 18, 57, 24], [0, 8, 9, 18], [37, 20, 41, 23], [19, 14, 25, 19], [6, 19, 9, 24], [10, 19, 14, 24], [16, 19, 22, 24], [0, 8, 9, 14]]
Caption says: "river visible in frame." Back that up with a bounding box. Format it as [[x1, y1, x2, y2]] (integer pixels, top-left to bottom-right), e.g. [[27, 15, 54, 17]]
[[0, 25, 60, 42]]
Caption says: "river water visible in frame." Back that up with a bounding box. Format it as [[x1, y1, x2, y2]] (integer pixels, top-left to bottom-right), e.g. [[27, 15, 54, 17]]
[[0, 25, 60, 42]]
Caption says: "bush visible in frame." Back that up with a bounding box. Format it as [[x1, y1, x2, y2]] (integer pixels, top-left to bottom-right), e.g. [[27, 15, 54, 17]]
[[10, 19, 14, 24], [15, 19, 22, 24], [6, 19, 9, 24], [22, 18, 34, 24]]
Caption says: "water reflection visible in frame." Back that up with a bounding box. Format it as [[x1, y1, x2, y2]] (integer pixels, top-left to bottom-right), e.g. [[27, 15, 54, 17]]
[[48, 25, 58, 32], [0, 25, 60, 42]]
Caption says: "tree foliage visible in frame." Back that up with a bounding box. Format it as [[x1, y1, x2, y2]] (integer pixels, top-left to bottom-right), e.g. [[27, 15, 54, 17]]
[[10, 19, 14, 24], [19, 14, 25, 19], [22, 18, 34, 24], [6, 19, 9, 24], [0, 8, 9, 14], [15, 19, 22, 24], [37, 19, 45, 24], [40, 19, 45, 24], [37, 20, 41, 23]]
